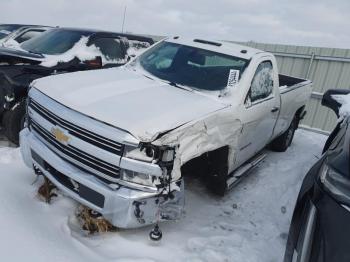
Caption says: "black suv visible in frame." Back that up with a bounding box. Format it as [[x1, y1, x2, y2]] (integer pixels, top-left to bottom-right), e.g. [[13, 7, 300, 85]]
[[284, 89, 350, 262], [0, 27, 154, 144]]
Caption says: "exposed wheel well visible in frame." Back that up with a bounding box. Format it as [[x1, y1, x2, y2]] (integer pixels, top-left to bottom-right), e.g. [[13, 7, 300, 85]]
[[180, 146, 229, 193]]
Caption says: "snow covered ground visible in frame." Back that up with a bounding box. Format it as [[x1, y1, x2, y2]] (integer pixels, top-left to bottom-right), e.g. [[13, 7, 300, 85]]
[[0, 130, 326, 262]]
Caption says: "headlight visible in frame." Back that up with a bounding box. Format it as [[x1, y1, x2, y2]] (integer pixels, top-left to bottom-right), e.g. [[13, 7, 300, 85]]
[[124, 144, 175, 163], [121, 144, 176, 188], [121, 170, 158, 188], [319, 163, 350, 206]]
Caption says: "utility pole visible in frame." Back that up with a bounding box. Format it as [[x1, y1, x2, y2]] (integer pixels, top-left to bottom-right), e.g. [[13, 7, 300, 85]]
[[121, 6, 127, 33]]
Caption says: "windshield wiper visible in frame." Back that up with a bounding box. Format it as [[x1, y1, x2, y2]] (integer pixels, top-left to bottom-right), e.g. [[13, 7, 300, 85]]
[[167, 81, 194, 92], [27, 50, 44, 56]]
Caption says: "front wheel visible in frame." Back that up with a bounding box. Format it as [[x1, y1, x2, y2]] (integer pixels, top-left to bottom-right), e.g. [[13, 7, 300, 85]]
[[269, 117, 297, 152], [2, 100, 26, 145]]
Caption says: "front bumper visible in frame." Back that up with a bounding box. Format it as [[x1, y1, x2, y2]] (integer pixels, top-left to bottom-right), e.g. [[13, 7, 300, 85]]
[[20, 128, 184, 228]]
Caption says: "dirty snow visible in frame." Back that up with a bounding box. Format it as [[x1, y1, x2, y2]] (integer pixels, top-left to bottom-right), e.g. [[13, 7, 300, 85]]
[[0, 130, 326, 262]]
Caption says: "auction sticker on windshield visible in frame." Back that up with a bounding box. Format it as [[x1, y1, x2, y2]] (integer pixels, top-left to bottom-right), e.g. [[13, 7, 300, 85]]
[[227, 69, 240, 88]]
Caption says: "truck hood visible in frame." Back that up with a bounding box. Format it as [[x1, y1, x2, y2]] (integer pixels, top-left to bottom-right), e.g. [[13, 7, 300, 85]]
[[33, 67, 229, 141]]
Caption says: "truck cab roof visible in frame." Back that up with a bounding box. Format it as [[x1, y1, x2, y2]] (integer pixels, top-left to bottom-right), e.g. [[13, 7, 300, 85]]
[[166, 37, 266, 60]]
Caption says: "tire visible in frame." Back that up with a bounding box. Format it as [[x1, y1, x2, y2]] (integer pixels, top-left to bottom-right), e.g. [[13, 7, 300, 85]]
[[2, 100, 26, 145], [270, 116, 297, 152]]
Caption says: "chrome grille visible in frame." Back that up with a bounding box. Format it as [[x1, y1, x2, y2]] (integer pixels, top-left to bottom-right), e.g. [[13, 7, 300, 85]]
[[28, 98, 124, 183], [29, 99, 124, 155], [31, 120, 120, 180]]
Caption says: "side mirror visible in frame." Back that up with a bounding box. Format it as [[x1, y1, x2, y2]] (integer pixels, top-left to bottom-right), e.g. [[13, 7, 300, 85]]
[[84, 56, 102, 69], [322, 89, 350, 117]]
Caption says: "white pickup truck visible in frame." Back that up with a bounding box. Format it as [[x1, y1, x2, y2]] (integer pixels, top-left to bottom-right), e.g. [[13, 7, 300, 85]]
[[20, 37, 312, 229]]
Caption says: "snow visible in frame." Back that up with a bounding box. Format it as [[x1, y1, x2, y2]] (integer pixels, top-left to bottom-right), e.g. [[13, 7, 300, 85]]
[[0, 130, 326, 262], [1, 38, 23, 50], [127, 40, 151, 57], [250, 62, 273, 101], [333, 93, 350, 120], [0, 30, 11, 35], [40, 37, 127, 68], [40, 37, 103, 67]]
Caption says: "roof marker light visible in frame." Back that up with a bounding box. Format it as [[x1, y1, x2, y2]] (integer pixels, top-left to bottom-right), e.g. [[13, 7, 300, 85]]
[[193, 39, 222, 47]]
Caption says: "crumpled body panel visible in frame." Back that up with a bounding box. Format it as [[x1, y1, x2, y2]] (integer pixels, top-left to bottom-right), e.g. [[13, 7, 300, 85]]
[[154, 108, 242, 180]]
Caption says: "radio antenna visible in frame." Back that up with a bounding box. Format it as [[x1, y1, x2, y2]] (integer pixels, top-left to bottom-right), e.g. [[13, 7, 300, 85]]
[[121, 6, 127, 33]]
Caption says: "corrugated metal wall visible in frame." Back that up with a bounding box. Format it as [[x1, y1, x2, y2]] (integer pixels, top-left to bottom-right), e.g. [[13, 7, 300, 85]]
[[234, 41, 350, 133]]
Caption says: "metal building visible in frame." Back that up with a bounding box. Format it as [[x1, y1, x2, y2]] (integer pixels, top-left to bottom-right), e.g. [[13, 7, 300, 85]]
[[234, 41, 350, 134]]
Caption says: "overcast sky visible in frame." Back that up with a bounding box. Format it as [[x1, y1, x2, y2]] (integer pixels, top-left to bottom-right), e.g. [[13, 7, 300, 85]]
[[1, 0, 349, 48]]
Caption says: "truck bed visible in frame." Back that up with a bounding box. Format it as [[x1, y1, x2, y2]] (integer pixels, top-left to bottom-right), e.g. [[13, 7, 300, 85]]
[[273, 74, 312, 138], [279, 74, 306, 88]]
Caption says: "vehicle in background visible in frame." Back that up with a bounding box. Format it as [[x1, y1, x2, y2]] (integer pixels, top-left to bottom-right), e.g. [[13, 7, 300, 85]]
[[0, 27, 154, 143], [20, 37, 312, 229], [0, 25, 53, 49], [284, 89, 350, 262], [0, 24, 48, 40]]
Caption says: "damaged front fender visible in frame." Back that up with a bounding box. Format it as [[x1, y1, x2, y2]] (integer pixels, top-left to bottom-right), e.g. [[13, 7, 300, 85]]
[[152, 108, 242, 181]]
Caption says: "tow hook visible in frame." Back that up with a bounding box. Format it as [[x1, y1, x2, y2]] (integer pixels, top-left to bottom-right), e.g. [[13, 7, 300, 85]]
[[149, 224, 162, 241]]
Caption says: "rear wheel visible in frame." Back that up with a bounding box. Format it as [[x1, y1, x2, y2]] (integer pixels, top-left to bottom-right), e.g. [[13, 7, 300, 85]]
[[270, 116, 297, 152], [2, 100, 26, 145]]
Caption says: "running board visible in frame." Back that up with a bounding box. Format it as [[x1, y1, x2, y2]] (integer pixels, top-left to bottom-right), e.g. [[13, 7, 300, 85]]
[[227, 153, 267, 189]]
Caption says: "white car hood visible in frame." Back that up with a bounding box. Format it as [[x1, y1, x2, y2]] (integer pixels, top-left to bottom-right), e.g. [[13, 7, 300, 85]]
[[33, 67, 229, 141]]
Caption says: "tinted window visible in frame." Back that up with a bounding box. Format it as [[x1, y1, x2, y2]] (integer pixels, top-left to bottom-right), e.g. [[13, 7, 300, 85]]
[[15, 29, 45, 43], [90, 37, 125, 61], [138, 42, 248, 91], [250, 61, 274, 102], [21, 29, 90, 55]]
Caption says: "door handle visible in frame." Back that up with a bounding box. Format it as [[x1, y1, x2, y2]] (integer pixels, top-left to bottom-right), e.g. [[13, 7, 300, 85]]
[[271, 107, 279, 113]]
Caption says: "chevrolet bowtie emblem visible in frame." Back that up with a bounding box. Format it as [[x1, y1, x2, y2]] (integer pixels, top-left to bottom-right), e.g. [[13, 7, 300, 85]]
[[51, 126, 70, 145]]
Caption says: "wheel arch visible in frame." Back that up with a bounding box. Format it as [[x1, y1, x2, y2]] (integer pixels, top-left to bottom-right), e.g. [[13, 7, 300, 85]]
[[180, 145, 229, 195], [295, 105, 306, 127]]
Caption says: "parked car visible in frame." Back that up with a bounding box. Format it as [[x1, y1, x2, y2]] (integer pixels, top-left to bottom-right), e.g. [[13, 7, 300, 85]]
[[0, 27, 154, 143], [20, 37, 312, 229], [0, 24, 40, 40], [0, 25, 53, 49], [284, 89, 350, 262]]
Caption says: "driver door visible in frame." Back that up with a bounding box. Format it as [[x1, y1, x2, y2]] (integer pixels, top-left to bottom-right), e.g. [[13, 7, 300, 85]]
[[235, 60, 280, 167]]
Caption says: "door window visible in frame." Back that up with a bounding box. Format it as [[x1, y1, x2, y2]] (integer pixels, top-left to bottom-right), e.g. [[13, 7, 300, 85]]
[[250, 61, 274, 102], [90, 37, 125, 62]]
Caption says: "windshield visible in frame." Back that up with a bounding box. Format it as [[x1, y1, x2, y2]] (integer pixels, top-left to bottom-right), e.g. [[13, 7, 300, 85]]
[[21, 29, 91, 55], [137, 41, 248, 91]]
